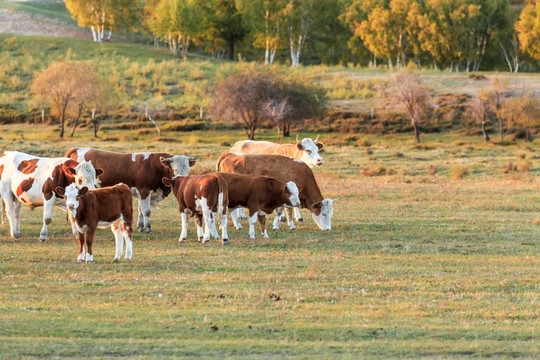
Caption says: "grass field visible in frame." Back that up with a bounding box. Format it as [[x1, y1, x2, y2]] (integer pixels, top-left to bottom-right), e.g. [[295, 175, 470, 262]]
[[0, 126, 538, 358]]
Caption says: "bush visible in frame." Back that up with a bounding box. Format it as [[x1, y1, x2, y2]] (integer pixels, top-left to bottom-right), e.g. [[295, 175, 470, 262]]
[[427, 164, 438, 176], [517, 160, 532, 173], [361, 166, 395, 176], [449, 165, 469, 180]]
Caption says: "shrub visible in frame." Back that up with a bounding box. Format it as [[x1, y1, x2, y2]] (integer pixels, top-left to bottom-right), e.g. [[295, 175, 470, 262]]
[[8, 75, 22, 90], [361, 166, 394, 176], [427, 164, 438, 176], [503, 162, 517, 173], [449, 165, 469, 180], [517, 160, 532, 173]]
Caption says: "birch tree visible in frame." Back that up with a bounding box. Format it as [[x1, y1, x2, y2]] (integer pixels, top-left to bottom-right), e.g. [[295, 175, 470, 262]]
[[516, 1, 540, 62]]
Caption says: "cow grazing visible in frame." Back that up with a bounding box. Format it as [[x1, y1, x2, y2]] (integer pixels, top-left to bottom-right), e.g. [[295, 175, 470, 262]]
[[162, 173, 229, 244], [0, 151, 103, 240], [230, 135, 324, 168], [218, 173, 300, 239], [56, 184, 133, 262], [230, 135, 324, 223], [216, 153, 335, 231], [65, 148, 197, 233]]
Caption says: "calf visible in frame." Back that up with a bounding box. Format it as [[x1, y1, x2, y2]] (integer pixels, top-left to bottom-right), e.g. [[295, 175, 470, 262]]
[[219, 173, 300, 239], [217, 153, 335, 231], [56, 184, 133, 263], [0, 151, 103, 240], [162, 173, 229, 244], [65, 147, 197, 233]]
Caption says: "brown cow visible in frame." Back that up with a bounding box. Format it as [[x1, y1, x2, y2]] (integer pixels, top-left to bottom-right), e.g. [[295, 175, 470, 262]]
[[65, 147, 197, 233], [218, 172, 300, 239], [162, 172, 229, 244], [56, 183, 133, 263], [216, 153, 335, 231]]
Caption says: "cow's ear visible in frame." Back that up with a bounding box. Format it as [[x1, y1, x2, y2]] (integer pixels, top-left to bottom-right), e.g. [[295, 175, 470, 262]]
[[313, 202, 322, 210], [297, 185, 304, 193], [66, 167, 77, 175], [95, 168, 104, 178], [160, 157, 173, 168], [162, 177, 173, 187], [79, 187, 88, 196], [296, 142, 304, 150], [55, 186, 65, 197], [188, 157, 198, 167], [316, 142, 324, 151]]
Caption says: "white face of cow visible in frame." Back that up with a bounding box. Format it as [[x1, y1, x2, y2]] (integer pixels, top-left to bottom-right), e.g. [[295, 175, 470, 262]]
[[73, 161, 98, 189], [297, 138, 324, 167], [64, 184, 82, 217], [161, 156, 197, 176], [311, 199, 334, 231], [285, 181, 301, 207]]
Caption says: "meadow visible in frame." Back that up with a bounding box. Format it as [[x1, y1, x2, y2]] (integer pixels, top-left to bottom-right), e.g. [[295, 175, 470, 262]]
[[0, 125, 538, 358]]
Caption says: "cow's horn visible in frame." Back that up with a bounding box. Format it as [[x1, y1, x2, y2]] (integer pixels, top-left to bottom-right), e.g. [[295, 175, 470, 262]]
[[189, 156, 199, 161], [314, 134, 320, 143], [296, 134, 299, 143]]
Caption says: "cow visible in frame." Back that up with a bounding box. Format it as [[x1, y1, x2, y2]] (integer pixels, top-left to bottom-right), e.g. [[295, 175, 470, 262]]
[[216, 153, 335, 231], [56, 184, 133, 263], [0, 151, 103, 241], [162, 173, 229, 244], [218, 172, 300, 239], [65, 148, 197, 233], [230, 135, 324, 223]]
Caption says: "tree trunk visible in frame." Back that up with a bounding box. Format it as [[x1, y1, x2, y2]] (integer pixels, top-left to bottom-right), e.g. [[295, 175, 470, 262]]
[[499, 116, 504, 141], [59, 115, 65, 138], [228, 40, 234, 61], [282, 122, 290, 137], [481, 121, 490, 142], [413, 121, 420, 143]]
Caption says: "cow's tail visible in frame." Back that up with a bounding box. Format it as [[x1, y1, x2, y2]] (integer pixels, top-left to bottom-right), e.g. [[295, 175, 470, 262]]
[[216, 174, 228, 219], [216, 153, 230, 171], [0, 193, 4, 225]]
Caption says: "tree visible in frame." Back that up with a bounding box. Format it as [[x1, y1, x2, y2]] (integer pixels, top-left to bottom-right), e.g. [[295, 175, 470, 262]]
[[65, 0, 142, 42], [467, 90, 494, 141], [491, 77, 508, 141], [147, 0, 201, 57], [31, 61, 100, 138], [237, 0, 288, 65], [388, 71, 431, 142], [516, 1, 540, 62], [211, 66, 282, 139], [500, 92, 539, 141]]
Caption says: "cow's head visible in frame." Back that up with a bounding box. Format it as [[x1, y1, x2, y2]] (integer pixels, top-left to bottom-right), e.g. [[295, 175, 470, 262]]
[[283, 181, 301, 208], [296, 135, 324, 167], [311, 198, 336, 231], [160, 156, 198, 177], [64, 160, 104, 189], [55, 184, 88, 217]]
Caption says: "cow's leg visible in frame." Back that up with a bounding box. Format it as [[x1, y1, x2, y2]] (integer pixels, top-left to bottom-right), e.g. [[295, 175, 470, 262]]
[[122, 221, 133, 260], [221, 212, 229, 245], [293, 207, 304, 223], [273, 208, 283, 231], [284, 208, 296, 230], [1, 192, 21, 238], [137, 201, 144, 232], [85, 227, 96, 263], [237, 207, 247, 220], [140, 194, 152, 233], [248, 212, 258, 239], [231, 208, 242, 230], [257, 211, 269, 238], [77, 232, 86, 262], [112, 220, 124, 261], [40, 198, 56, 241], [179, 212, 188, 242], [13, 201, 22, 236], [194, 214, 203, 242]]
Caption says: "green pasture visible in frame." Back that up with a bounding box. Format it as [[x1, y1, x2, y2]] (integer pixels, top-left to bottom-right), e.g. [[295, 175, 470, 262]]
[[0, 127, 538, 358]]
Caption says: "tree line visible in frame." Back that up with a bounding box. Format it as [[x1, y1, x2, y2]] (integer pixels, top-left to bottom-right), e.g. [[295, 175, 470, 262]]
[[64, 0, 540, 71]]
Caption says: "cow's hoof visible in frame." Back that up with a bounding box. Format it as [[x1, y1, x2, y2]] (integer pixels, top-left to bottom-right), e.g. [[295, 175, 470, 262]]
[[143, 228, 153, 234], [273, 228, 279, 232], [86, 260, 93, 263], [289, 227, 296, 231], [198, 237, 204, 243], [235, 226, 243, 230], [38, 236, 46, 242], [179, 238, 187, 243], [76, 259, 83, 263], [297, 218, 304, 223], [12, 232, 22, 239], [222, 239, 229, 245], [280, 216, 286, 222], [201, 239, 210, 244], [113, 258, 119, 263]]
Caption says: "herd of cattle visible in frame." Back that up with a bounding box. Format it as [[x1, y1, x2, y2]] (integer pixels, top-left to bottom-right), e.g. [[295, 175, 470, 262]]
[[0, 136, 335, 262]]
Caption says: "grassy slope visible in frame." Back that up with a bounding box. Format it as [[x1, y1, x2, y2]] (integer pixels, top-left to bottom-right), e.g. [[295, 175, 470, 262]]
[[1, 0, 76, 25], [0, 127, 538, 358]]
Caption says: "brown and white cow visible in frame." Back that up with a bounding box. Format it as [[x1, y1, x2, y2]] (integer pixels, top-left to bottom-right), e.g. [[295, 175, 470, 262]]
[[65, 148, 197, 233], [218, 172, 300, 239], [230, 135, 324, 223], [56, 184, 133, 262], [162, 173, 228, 244], [217, 153, 335, 231], [0, 151, 103, 240], [230, 135, 324, 167]]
